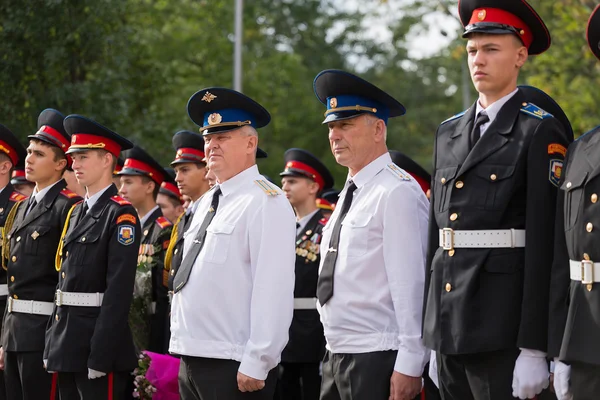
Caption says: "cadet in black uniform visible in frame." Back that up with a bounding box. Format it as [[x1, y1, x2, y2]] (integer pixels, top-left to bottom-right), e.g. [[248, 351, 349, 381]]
[[1, 108, 82, 400], [277, 148, 334, 400], [548, 7, 600, 400], [156, 168, 184, 224], [422, 1, 572, 399], [0, 124, 28, 400], [43, 115, 140, 400], [118, 145, 173, 354]]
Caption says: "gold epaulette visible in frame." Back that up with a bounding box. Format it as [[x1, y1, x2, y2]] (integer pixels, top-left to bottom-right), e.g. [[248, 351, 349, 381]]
[[254, 180, 280, 196]]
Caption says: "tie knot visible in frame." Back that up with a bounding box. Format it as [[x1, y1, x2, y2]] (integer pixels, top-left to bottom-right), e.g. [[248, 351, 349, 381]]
[[475, 112, 489, 126], [346, 180, 357, 193]]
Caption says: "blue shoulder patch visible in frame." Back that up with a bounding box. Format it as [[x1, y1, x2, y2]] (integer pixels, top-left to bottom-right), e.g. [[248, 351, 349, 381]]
[[520, 103, 553, 120], [441, 110, 467, 125]]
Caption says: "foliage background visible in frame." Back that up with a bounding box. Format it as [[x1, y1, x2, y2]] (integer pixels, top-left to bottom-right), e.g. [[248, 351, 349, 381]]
[[1, 0, 598, 186]]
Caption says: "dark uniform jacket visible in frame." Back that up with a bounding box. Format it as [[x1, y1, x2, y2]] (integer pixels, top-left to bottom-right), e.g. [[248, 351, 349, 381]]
[[0, 184, 27, 346], [549, 127, 600, 366], [2, 180, 81, 351], [423, 90, 571, 355], [44, 184, 140, 373], [140, 207, 172, 354], [281, 209, 327, 363], [166, 210, 193, 291]]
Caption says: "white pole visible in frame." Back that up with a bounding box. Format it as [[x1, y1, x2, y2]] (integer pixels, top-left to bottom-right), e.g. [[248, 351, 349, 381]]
[[234, 0, 243, 92]]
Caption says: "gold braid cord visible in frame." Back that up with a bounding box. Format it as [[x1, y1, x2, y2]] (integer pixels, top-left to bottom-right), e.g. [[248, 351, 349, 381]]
[[1, 200, 23, 271], [164, 213, 183, 273], [55, 203, 78, 272]]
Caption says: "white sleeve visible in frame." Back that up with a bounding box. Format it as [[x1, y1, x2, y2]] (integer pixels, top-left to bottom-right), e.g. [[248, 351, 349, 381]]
[[383, 182, 430, 377], [238, 197, 296, 380]]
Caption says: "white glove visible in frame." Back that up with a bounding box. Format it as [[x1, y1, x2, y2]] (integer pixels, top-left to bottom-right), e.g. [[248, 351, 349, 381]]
[[512, 348, 549, 399], [428, 351, 439, 389], [88, 368, 107, 379], [553, 359, 573, 400]]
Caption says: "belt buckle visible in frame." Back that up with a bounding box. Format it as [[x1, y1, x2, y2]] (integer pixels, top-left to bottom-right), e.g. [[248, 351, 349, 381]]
[[55, 290, 63, 307], [581, 260, 594, 285], [7, 297, 13, 313], [441, 228, 454, 251]]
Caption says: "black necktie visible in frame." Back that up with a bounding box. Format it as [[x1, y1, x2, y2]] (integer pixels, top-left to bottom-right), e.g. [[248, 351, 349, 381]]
[[470, 111, 489, 149], [317, 181, 357, 305], [173, 188, 222, 293], [25, 197, 37, 216]]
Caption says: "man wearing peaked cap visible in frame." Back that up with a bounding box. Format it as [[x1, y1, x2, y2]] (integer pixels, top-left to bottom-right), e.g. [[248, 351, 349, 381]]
[[169, 88, 295, 400], [0, 124, 28, 400], [277, 148, 333, 400], [422, 1, 572, 399], [10, 162, 34, 198], [157, 167, 184, 225], [118, 146, 173, 355], [313, 70, 430, 400], [43, 115, 141, 399], [0, 108, 83, 400], [547, 7, 600, 400]]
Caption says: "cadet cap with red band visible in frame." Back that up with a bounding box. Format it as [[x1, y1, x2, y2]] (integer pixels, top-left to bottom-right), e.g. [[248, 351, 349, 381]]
[[280, 148, 334, 192], [0, 124, 27, 166], [118, 145, 167, 186], [458, 0, 551, 55], [64, 115, 133, 157], [159, 167, 183, 204]]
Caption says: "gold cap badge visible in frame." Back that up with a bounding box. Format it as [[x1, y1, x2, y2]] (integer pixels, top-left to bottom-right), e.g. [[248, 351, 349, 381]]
[[208, 113, 223, 125], [202, 92, 217, 103], [478, 9, 486, 21], [329, 97, 338, 108]]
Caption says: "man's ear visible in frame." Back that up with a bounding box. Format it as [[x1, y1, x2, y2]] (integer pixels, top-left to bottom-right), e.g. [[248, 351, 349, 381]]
[[516, 46, 528, 68], [0, 161, 11, 176], [374, 118, 386, 143], [247, 135, 258, 155]]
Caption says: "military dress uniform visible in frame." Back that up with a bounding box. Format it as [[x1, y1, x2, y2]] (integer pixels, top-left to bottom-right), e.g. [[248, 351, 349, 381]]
[[43, 115, 140, 400], [547, 8, 600, 400], [118, 146, 173, 354], [422, 2, 572, 393], [1, 108, 82, 400], [277, 148, 334, 400]]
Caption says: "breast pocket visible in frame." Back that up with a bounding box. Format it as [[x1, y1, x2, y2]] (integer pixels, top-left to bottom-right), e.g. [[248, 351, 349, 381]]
[[341, 212, 372, 258], [562, 172, 587, 231], [434, 166, 458, 212], [22, 226, 52, 256], [474, 165, 516, 210], [202, 223, 235, 264], [67, 231, 102, 266]]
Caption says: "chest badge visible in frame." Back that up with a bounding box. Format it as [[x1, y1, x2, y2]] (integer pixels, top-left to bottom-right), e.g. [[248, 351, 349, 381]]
[[31, 231, 40, 240]]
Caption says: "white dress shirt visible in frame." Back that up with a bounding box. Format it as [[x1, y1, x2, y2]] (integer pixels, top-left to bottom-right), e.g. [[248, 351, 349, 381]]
[[140, 204, 159, 227], [475, 88, 518, 136], [317, 152, 430, 377], [85, 184, 113, 211], [30, 180, 61, 204], [170, 164, 296, 380]]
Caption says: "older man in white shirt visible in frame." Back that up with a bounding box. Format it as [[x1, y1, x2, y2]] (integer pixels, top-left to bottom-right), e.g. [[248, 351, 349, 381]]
[[169, 87, 296, 400], [313, 70, 429, 400]]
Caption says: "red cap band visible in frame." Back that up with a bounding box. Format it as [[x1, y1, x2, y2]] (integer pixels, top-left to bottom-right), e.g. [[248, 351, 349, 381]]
[[0, 140, 18, 165], [12, 170, 25, 179], [113, 164, 123, 174], [161, 181, 182, 202], [469, 8, 532, 49], [284, 160, 325, 190], [316, 198, 334, 211], [36, 125, 70, 151], [70, 133, 121, 157], [123, 158, 165, 185], [174, 147, 205, 163]]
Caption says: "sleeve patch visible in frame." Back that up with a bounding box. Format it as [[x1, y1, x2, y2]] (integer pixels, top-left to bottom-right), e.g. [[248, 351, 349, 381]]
[[117, 214, 137, 224], [548, 143, 567, 157], [520, 103, 553, 120], [155, 216, 172, 229], [117, 225, 135, 246], [386, 164, 412, 181], [9, 192, 27, 202], [550, 159, 563, 187], [110, 195, 131, 206], [254, 180, 280, 196]]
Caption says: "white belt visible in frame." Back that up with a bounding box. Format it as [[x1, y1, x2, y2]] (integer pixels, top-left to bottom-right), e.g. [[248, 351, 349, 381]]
[[0, 284, 7, 297], [569, 260, 600, 284], [7, 297, 53, 315], [439, 228, 526, 250], [294, 297, 317, 310], [55, 290, 104, 307]]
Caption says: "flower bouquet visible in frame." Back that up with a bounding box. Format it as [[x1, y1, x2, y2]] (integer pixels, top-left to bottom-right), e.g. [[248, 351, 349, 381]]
[[129, 244, 156, 351], [133, 351, 180, 399]]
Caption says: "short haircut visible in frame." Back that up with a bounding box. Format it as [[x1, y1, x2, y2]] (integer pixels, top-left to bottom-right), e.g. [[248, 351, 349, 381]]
[[141, 175, 160, 201]]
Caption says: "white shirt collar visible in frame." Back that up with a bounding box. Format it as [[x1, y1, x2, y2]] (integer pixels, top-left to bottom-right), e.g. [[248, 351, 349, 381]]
[[31, 180, 61, 205], [140, 204, 160, 227], [347, 152, 391, 189], [218, 165, 260, 197], [297, 209, 319, 233], [85, 184, 113, 211], [475, 88, 519, 127]]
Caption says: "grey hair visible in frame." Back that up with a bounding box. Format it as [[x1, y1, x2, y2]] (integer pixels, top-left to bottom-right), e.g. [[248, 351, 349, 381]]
[[364, 114, 387, 142]]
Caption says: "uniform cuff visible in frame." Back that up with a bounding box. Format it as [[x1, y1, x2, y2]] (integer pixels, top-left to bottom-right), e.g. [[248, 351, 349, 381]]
[[394, 348, 428, 378], [238, 356, 268, 381]]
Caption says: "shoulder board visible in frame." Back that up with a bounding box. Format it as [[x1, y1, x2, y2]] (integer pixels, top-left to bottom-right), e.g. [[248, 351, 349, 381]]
[[520, 103, 553, 120], [386, 164, 412, 181], [318, 217, 328, 226], [9, 191, 27, 202], [155, 216, 172, 229], [110, 195, 131, 206], [253, 180, 280, 196], [60, 188, 80, 199], [441, 110, 467, 125]]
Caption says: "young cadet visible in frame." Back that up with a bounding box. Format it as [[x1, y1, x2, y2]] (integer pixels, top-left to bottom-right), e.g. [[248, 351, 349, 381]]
[[316, 189, 339, 220], [43, 115, 140, 400], [0, 124, 28, 400], [422, 1, 572, 399], [170, 88, 295, 399], [118, 145, 173, 354], [0, 108, 81, 400], [548, 7, 600, 400], [157, 167, 184, 224], [278, 148, 334, 400], [10, 162, 34, 198], [313, 70, 429, 400]]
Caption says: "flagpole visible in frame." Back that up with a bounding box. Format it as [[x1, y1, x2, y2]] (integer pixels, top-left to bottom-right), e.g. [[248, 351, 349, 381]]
[[234, 0, 243, 92]]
